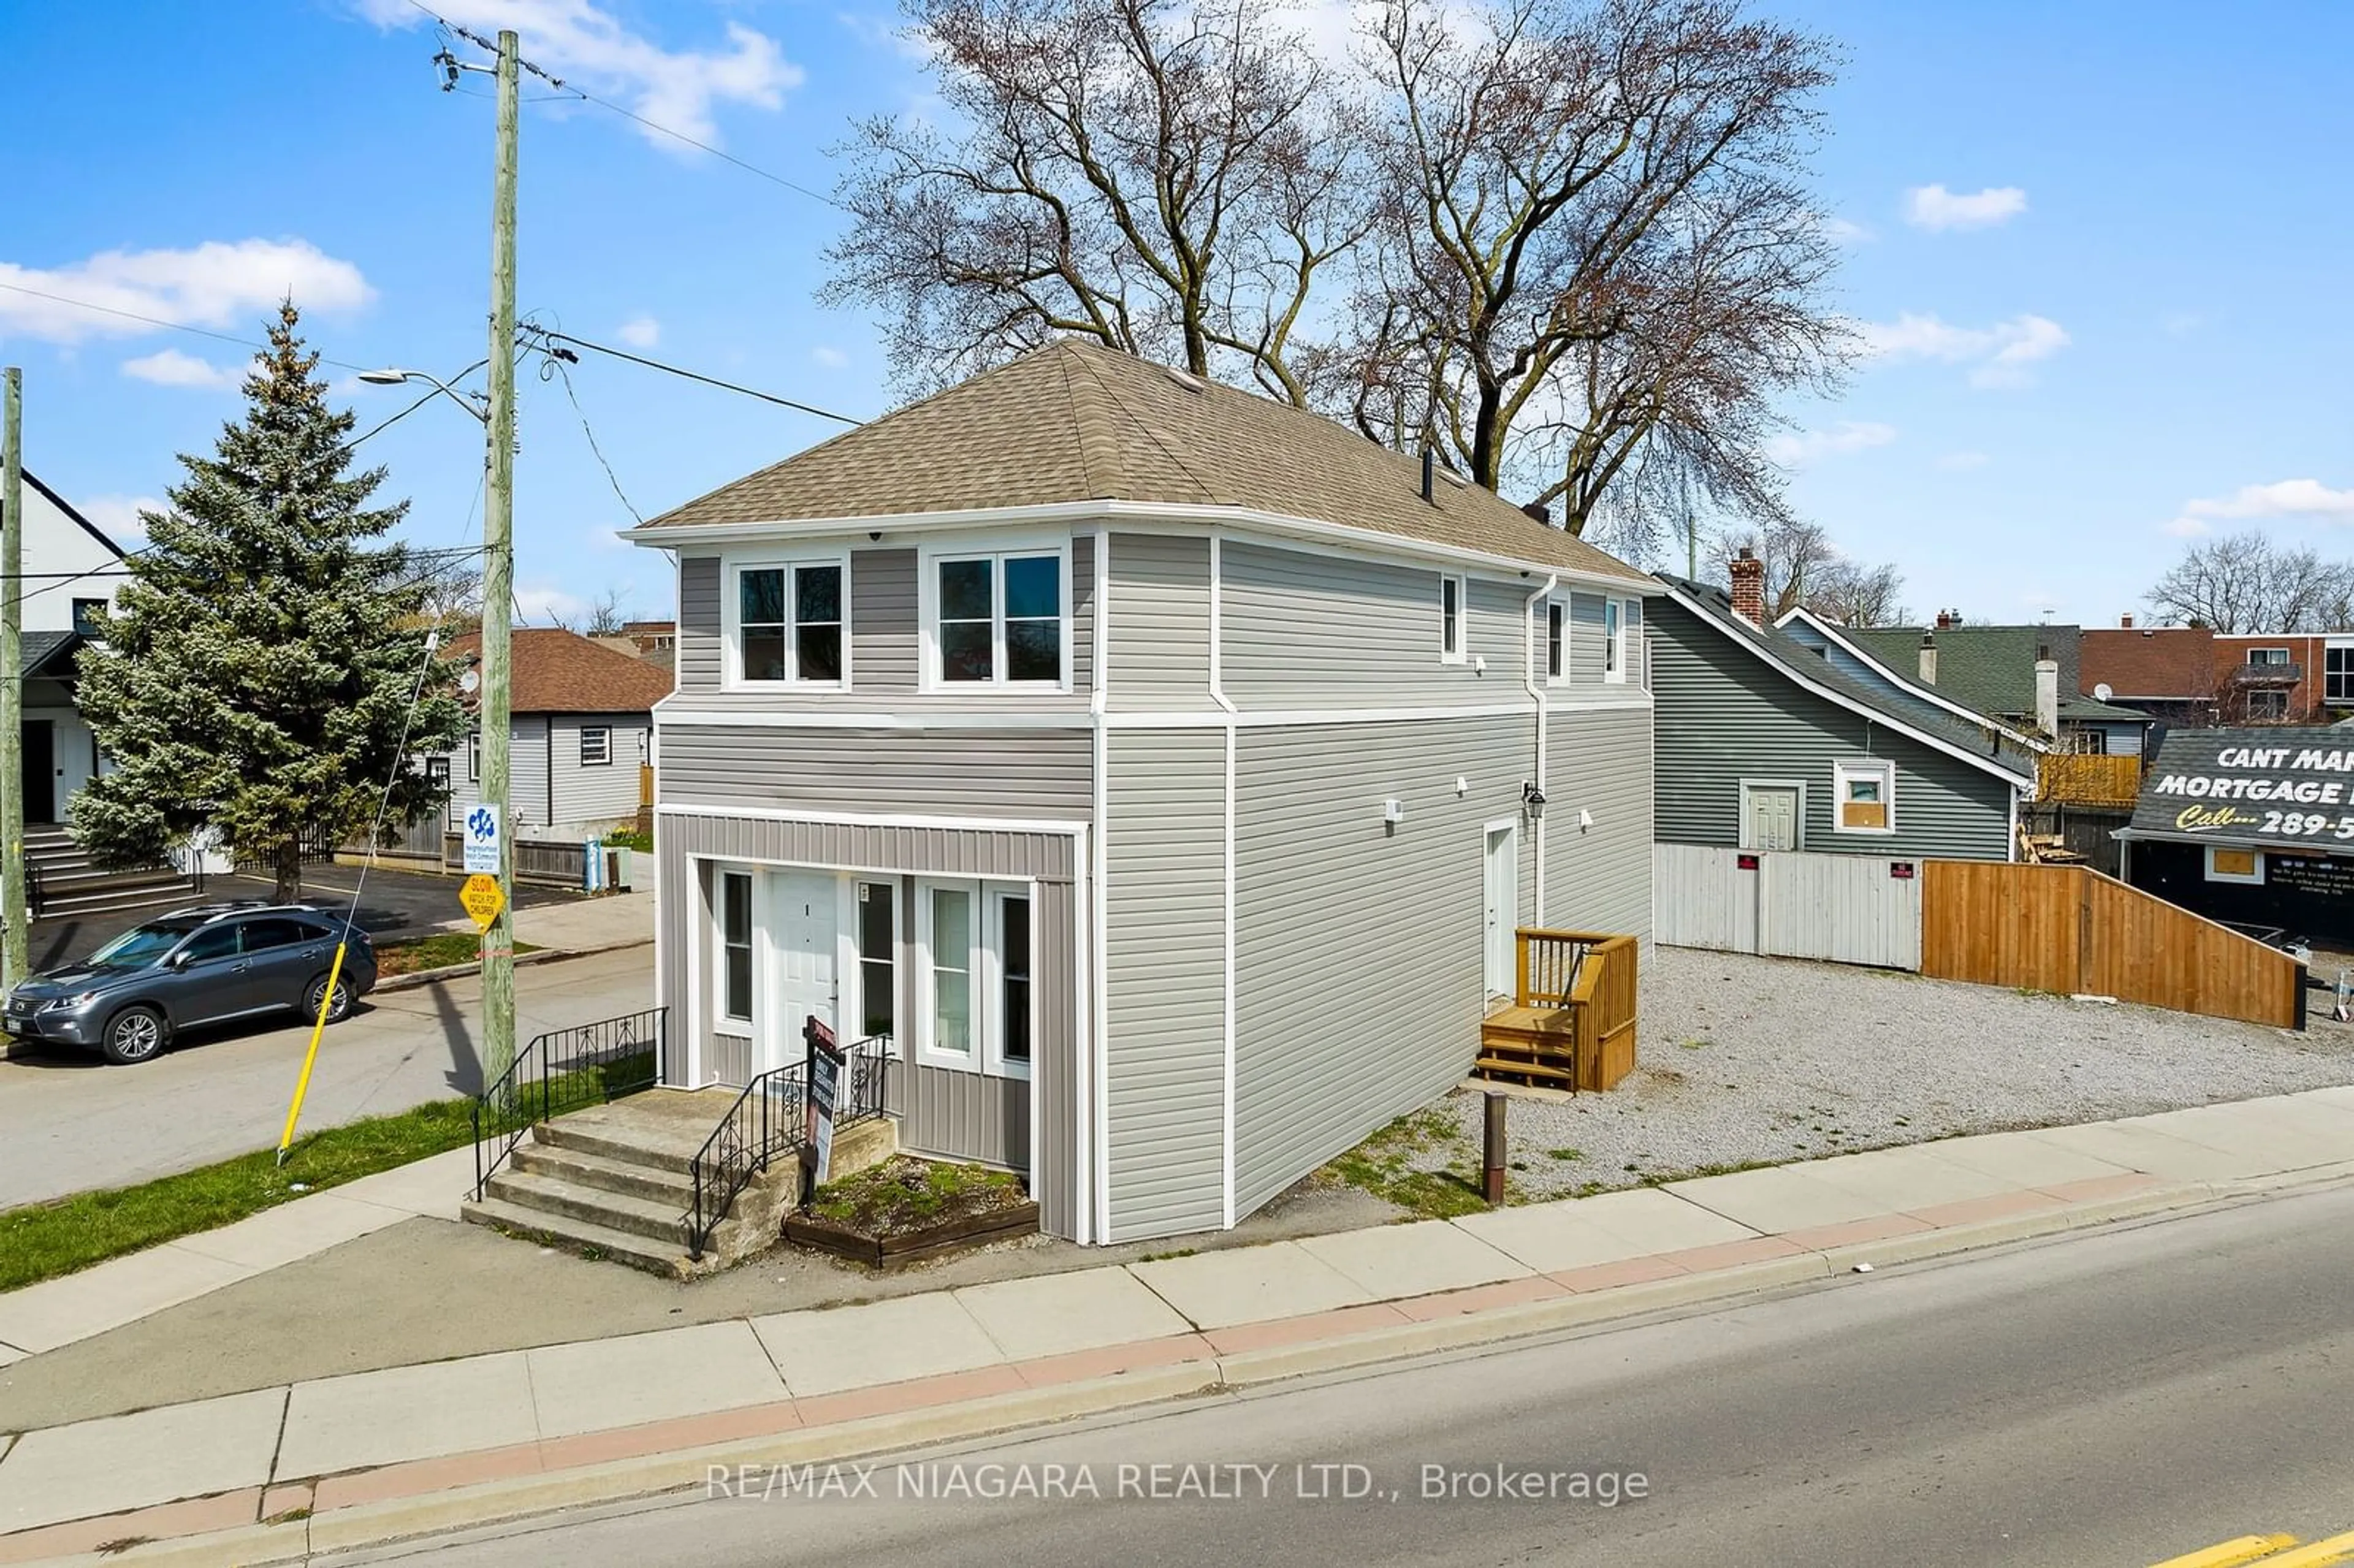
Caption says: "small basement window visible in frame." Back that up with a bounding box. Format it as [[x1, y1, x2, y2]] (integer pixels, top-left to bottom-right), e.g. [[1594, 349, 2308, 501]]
[[2206, 846, 2263, 884], [1833, 759, 1895, 834]]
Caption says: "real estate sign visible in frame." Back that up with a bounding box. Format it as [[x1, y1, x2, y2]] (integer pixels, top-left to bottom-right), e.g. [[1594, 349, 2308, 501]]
[[804, 1016, 844, 1189], [2130, 728, 2354, 851]]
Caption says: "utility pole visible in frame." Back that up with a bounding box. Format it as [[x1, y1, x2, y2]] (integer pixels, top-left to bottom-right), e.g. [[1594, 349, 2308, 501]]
[[480, 29, 519, 1086], [1, 368, 23, 994]]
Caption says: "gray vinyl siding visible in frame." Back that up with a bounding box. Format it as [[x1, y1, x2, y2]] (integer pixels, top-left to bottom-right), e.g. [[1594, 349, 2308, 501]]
[[1648, 598, 2017, 861], [1107, 532, 1211, 708], [1544, 703, 1655, 942], [544, 712, 652, 832], [1569, 593, 1607, 685], [654, 809, 1081, 1239], [1230, 714, 1554, 1219], [659, 726, 1092, 820], [1103, 728, 1228, 1240], [673, 538, 1094, 707], [1220, 541, 1531, 708]]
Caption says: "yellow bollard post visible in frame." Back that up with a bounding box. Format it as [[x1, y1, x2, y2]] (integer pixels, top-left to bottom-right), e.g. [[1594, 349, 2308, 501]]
[[276, 942, 348, 1166]]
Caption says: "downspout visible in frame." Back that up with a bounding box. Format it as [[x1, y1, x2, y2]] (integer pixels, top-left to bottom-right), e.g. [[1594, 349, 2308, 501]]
[[1209, 535, 1238, 1230], [1524, 574, 1558, 923], [1087, 530, 1111, 1244]]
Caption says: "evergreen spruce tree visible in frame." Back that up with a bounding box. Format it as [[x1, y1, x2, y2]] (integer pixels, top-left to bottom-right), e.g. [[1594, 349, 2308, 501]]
[[72, 302, 467, 901]]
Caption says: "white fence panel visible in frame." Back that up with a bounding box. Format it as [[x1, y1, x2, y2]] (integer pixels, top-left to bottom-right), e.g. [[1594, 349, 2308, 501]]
[[1655, 843, 1922, 971]]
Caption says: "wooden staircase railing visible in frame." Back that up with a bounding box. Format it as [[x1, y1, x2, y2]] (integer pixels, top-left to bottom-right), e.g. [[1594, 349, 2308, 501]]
[[1477, 929, 1639, 1092]]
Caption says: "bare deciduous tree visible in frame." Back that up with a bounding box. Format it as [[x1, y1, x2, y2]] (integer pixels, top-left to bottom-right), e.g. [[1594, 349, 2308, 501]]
[[2146, 529, 2354, 633], [1714, 516, 1902, 624], [821, 0, 1368, 402], [1349, 0, 1845, 535], [1804, 557, 1908, 628]]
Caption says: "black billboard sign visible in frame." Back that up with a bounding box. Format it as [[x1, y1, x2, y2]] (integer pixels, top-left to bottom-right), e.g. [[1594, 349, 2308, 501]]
[[2130, 728, 2354, 851]]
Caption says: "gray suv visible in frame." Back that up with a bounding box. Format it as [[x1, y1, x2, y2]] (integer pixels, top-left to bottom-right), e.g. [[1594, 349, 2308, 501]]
[[4, 904, 379, 1065]]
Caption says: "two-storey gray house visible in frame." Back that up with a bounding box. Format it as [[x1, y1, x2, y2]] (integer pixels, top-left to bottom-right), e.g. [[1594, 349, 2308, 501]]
[[627, 341, 1658, 1246]]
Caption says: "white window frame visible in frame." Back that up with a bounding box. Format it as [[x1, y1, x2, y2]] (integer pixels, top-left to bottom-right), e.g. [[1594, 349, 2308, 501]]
[[2205, 845, 2264, 885], [1544, 598, 1566, 683], [1602, 598, 1626, 683], [914, 877, 1035, 1079], [723, 551, 851, 691], [851, 878, 899, 1042], [579, 725, 612, 767], [1439, 574, 1468, 664], [918, 538, 1072, 692], [2247, 647, 2291, 666], [467, 731, 481, 783], [1832, 758, 1897, 836], [713, 866, 756, 1038]]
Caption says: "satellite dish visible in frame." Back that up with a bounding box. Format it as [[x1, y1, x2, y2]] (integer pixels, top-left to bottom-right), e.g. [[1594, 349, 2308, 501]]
[[2093, 682, 2113, 703], [459, 669, 481, 695]]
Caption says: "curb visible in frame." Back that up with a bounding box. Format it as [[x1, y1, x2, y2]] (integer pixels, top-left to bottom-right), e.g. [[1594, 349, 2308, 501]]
[[372, 938, 652, 994], [39, 1173, 2249, 1568]]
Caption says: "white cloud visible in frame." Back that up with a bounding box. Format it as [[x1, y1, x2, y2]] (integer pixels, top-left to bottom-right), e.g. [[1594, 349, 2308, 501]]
[[75, 494, 166, 548], [617, 314, 660, 348], [1935, 451, 1990, 471], [1903, 184, 2028, 232], [2165, 479, 2354, 538], [121, 348, 243, 390], [514, 584, 587, 626], [0, 239, 373, 346], [1764, 421, 1897, 467], [1819, 215, 1874, 245], [1857, 311, 2070, 389], [810, 345, 850, 369], [356, 0, 802, 147]]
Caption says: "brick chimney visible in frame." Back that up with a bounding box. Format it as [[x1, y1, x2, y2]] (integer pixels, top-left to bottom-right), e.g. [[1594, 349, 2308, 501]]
[[1918, 633, 1938, 685], [1934, 608, 1960, 630], [1729, 548, 1766, 626], [2119, 612, 2135, 629]]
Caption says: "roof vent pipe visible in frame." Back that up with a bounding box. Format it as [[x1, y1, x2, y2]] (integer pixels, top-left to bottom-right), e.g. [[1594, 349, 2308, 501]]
[[1422, 449, 1435, 504]]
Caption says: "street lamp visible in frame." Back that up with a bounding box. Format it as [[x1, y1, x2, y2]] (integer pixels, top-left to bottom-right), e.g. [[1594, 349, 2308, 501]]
[[354, 356, 518, 1094]]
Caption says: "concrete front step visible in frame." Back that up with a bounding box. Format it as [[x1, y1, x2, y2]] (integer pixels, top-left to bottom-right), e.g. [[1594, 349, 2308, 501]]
[[508, 1143, 697, 1206], [481, 1168, 691, 1247], [459, 1196, 703, 1279], [531, 1116, 708, 1175]]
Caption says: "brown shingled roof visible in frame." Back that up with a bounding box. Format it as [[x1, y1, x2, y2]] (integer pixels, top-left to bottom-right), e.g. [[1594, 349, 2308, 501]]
[[640, 339, 1650, 586], [2078, 626, 2218, 701], [443, 628, 675, 714]]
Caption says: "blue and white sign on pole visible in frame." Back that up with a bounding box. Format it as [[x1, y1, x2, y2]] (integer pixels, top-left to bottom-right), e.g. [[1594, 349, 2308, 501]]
[[463, 804, 503, 875]]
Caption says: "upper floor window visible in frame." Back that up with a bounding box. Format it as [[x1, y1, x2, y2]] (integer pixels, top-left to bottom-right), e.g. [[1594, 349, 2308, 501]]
[[1603, 599, 1626, 682], [2326, 645, 2354, 704], [2248, 647, 2291, 667], [467, 731, 481, 783], [1545, 600, 1565, 682], [729, 558, 845, 687], [1439, 576, 1467, 664], [928, 548, 1065, 687], [71, 598, 105, 638]]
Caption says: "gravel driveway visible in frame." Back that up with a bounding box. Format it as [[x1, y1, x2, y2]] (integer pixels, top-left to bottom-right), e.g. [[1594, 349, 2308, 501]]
[[1421, 945, 2354, 1203]]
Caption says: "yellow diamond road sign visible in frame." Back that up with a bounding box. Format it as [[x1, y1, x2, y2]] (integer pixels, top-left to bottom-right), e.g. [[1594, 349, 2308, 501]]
[[459, 873, 505, 932]]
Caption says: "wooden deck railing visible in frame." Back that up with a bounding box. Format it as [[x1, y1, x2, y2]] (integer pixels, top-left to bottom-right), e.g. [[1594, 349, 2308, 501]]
[[1479, 928, 1640, 1092]]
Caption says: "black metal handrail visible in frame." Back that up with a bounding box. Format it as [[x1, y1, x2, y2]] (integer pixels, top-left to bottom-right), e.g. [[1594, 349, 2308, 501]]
[[685, 1031, 893, 1260], [471, 1006, 666, 1200]]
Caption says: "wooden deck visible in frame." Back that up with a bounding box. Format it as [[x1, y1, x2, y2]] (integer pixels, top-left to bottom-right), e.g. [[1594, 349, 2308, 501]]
[[1476, 929, 1639, 1092]]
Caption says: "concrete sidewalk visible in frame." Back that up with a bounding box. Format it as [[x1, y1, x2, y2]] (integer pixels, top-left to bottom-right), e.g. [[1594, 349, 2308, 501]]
[[9, 1089, 2354, 1565]]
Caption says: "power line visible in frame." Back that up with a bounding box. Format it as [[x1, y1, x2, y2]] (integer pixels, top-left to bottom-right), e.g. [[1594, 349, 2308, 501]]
[[349, 387, 442, 448], [525, 327, 860, 425], [0, 283, 378, 375], [536, 352, 642, 523]]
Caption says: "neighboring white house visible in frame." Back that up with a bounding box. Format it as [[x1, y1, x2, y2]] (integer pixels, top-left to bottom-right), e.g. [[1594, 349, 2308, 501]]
[[423, 628, 671, 841], [16, 473, 129, 821]]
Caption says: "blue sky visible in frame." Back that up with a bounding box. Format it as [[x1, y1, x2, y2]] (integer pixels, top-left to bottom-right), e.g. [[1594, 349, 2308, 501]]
[[2, 0, 2348, 630]]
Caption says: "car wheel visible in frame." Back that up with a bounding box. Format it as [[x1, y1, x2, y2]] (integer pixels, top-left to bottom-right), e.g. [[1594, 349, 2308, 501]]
[[306, 974, 355, 1024], [100, 1006, 168, 1065]]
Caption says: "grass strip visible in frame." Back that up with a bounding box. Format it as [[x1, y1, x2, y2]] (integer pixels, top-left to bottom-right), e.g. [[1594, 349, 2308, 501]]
[[376, 931, 544, 977]]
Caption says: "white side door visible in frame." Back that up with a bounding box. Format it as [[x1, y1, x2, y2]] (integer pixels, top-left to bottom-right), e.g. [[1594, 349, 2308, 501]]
[[766, 870, 840, 1073], [1743, 785, 1801, 852], [1483, 823, 1519, 1003]]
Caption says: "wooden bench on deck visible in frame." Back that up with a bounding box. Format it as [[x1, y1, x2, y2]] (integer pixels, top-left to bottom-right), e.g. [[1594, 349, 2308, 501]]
[[1477, 929, 1639, 1092]]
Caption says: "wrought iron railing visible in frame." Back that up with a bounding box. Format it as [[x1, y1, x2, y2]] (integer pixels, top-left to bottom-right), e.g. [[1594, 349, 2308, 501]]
[[685, 1031, 893, 1260], [471, 1007, 666, 1200]]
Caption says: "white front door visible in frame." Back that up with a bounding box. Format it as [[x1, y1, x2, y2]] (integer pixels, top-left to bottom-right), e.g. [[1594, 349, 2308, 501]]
[[768, 870, 840, 1072], [1483, 824, 1518, 1003], [1744, 785, 1801, 852]]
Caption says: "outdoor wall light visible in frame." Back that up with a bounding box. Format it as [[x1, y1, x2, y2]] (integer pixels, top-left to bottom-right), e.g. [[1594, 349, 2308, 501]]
[[1521, 782, 1547, 821]]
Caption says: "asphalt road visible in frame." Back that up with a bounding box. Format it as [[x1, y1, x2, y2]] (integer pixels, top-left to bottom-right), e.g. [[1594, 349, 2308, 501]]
[[368, 1184, 2354, 1568], [0, 950, 652, 1209]]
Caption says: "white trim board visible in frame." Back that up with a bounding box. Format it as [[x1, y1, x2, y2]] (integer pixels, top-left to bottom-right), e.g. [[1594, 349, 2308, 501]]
[[653, 696, 1653, 731], [1774, 606, 2052, 755], [656, 802, 1088, 837]]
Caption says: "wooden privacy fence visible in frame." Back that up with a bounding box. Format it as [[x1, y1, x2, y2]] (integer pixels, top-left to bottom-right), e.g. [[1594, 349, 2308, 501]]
[[1655, 844, 1922, 970], [2038, 752, 2142, 807], [1919, 860, 2304, 1028]]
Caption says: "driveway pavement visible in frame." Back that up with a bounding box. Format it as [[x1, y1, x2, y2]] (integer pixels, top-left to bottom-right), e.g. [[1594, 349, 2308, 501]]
[[0, 948, 653, 1210]]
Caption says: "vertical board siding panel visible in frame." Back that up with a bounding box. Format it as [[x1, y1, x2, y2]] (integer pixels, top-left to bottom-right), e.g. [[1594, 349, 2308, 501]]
[[851, 548, 919, 691], [1032, 880, 1076, 1238], [659, 826, 693, 1083], [1072, 535, 1096, 692], [1221, 541, 1506, 708], [1107, 533, 1212, 707], [678, 555, 722, 691], [1756, 851, 1921, 969], [1544, 705, 1653, 940], [1232, 717, 1559, 1219], [1647, 598, 2018, 861], [905, 1069, 1028, 1167], [1104, 728, 1228, 1240], [1653, 844, 1755, 952], [660, 727, 1092, 819]]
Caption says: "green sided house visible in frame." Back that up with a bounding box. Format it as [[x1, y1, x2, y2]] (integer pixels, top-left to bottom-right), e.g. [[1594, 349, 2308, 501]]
[[626, 340, 1659, 1245]]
